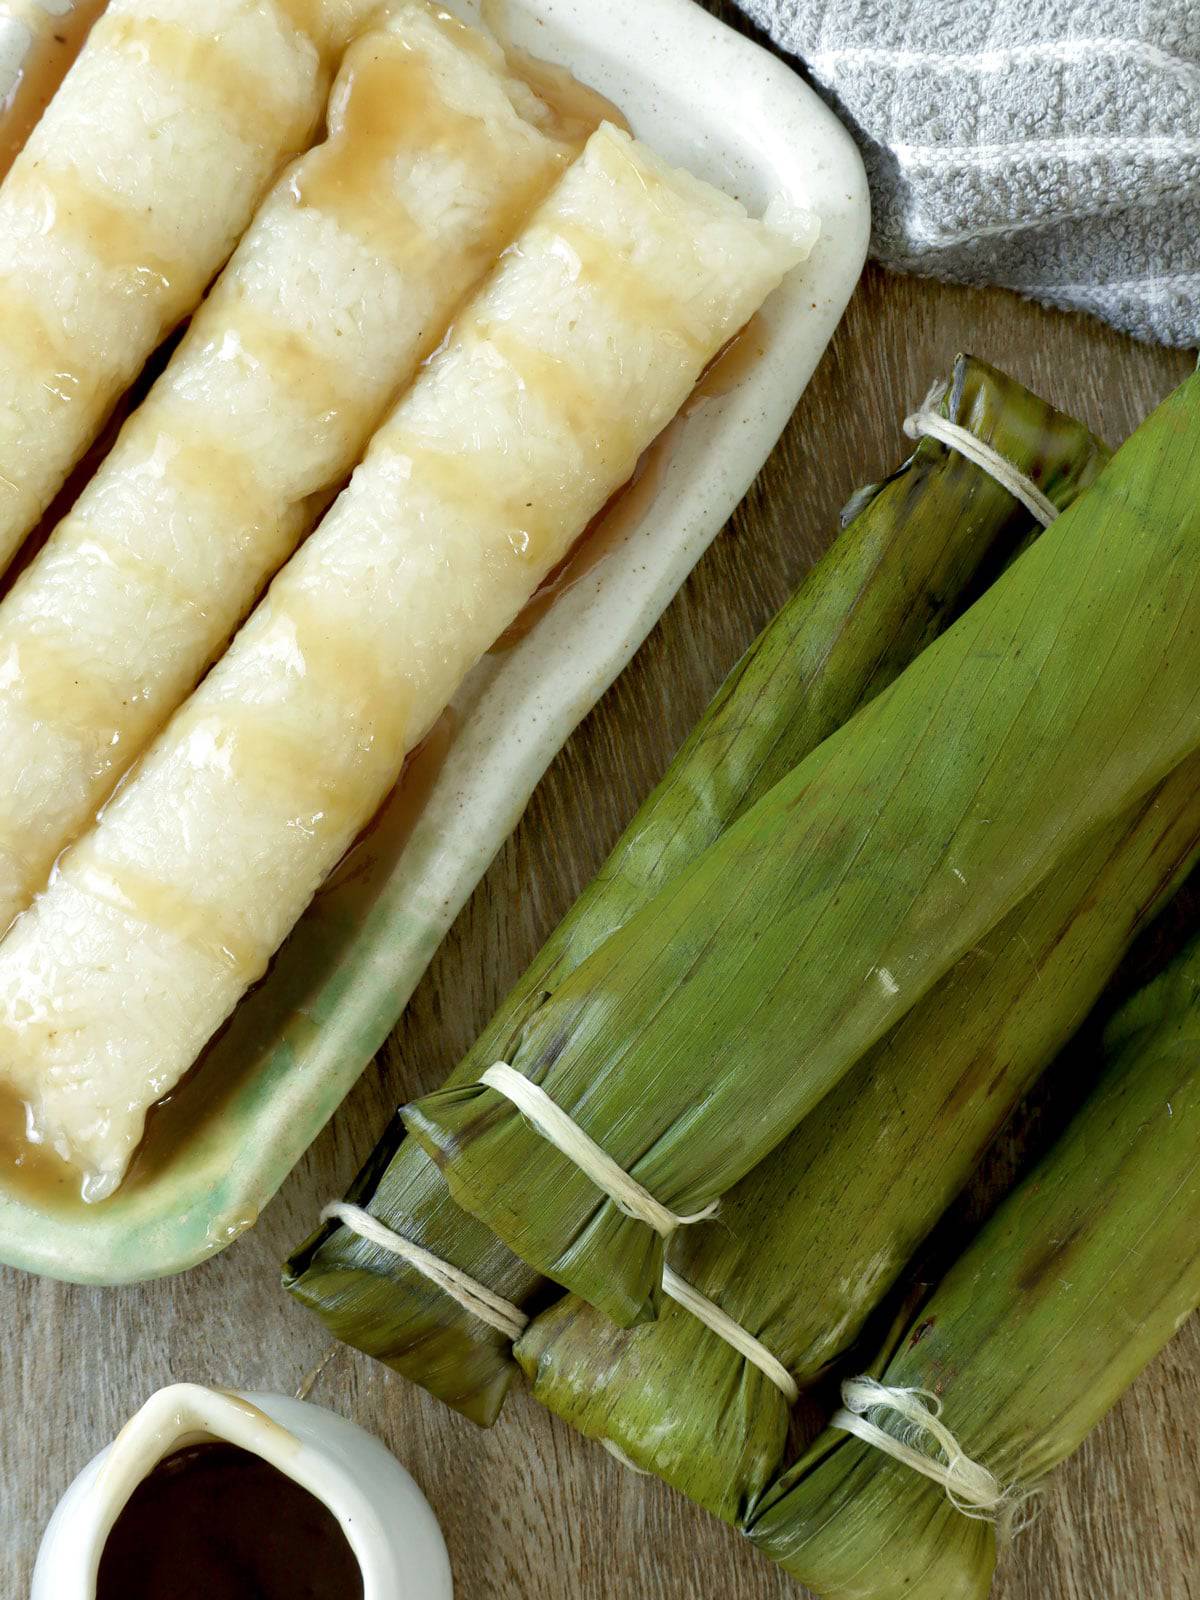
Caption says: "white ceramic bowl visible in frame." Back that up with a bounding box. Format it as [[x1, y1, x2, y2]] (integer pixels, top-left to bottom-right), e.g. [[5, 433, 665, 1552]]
[[30, 1383, 453, 1600]]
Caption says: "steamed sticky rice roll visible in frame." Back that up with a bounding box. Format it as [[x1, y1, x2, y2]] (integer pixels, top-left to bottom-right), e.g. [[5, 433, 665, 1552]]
[[0, 0, 380, 576], [0, 1, 572, 934], [0, 122, 814, 1200]]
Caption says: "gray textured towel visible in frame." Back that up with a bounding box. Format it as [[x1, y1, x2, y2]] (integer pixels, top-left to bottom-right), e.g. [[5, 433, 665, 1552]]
[[739, 0, 1199, 347]]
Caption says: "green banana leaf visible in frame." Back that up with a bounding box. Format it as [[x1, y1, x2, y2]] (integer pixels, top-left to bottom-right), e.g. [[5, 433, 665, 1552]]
[[283, 357, 1109, 1424], [514, 749, 1200, 1525], [745, 919, 1200, 1600], [402, 369, 1200, 1329]]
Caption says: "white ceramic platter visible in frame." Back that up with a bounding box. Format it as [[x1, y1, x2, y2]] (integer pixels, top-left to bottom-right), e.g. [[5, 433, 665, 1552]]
[[0, 0, 868, 1282]]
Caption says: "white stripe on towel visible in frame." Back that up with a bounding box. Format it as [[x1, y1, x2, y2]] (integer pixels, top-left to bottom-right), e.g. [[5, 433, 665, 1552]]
[[892, 135, 1200, 172], [810, 38, 1200, 91]]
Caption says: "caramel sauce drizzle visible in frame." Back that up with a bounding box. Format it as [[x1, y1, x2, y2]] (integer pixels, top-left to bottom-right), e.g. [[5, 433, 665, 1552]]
[[0, 422, 292, 874], [53, 520, 206, 620], [291, 26, 553, 272], [290, 35, 449, 269], [60, 690, 382, 980], [192, 305, 366, 445], [28, 403, 302, 627], [0, 283, 94, 412], [376, 428, 568, 573], [495, 315, 767, 649], [121, 708, 456, 1199], [0, 0, 107, 181], [104, 415, 292, 570], [0, 319, 173, 600], [472, 317, 642, 473], [166, 702, 362, 833], [97, 11, 309, 153], [429, 4, 496, 65], [3, 159, 180, 302], [544, 217, 710, 358], [372, 168, 712, 560], [0, 624, 132, 748], [58, 849, 267, 980], [0, 8, 707, 1200], [264, 584, 410, 750]]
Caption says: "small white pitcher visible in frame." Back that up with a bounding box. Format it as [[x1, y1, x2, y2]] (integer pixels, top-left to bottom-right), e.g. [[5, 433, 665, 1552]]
[[31, 1382, 453, 1600]]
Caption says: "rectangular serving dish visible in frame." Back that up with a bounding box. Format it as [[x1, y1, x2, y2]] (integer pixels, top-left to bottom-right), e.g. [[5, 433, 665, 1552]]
[[0, 0, 868, 1282]]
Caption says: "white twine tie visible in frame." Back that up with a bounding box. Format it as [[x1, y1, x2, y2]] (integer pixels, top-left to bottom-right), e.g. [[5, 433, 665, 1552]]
[[661, 1265, 798, 1402], [833, 1377, 1030, 1536], [480, 1062, 719, 1236], [904, 387, 1060, 528], [322, 1198, 794, 1404], [321, 1201, 529, 1342]]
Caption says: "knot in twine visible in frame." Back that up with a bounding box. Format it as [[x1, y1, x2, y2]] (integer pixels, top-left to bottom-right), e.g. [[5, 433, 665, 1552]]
[[833, 1377, 1036, 1541], [904, 386, 1060, 529]]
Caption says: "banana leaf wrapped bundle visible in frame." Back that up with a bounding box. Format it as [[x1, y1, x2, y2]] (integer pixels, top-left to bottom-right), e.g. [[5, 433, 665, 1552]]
[[744, 922, 1200, 1600], [285, 357, 1109, 1424], [514, 749, 1200, 1524], [403, 368, 1200, 1328]]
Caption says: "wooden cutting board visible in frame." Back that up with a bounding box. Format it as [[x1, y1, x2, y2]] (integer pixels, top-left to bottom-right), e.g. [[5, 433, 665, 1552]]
[[3, 24, 1197, 1600]]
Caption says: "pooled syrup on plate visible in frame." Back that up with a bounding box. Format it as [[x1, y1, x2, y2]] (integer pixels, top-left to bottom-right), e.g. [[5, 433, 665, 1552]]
[[0, 0, 107, 180], [479, 0, 630, 142], [95, 1442, 364, 1600], [686, 311, 767, 410], [0, 1081, 77, 1203]]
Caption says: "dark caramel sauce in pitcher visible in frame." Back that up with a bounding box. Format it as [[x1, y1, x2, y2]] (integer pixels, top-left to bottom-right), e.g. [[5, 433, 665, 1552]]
[[96, 1443, 364, 1600]]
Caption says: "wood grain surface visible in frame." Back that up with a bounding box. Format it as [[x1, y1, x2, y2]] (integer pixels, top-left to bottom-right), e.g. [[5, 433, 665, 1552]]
[[3, 67, 1198, 1600]]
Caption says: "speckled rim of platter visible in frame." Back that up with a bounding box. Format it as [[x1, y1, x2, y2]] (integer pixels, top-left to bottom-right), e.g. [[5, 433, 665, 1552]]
[[0, 0, 870, 1283]]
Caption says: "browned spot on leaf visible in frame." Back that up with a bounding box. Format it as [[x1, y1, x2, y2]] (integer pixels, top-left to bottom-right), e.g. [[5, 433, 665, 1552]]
[[1017, 1225, 1083, 1293]]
